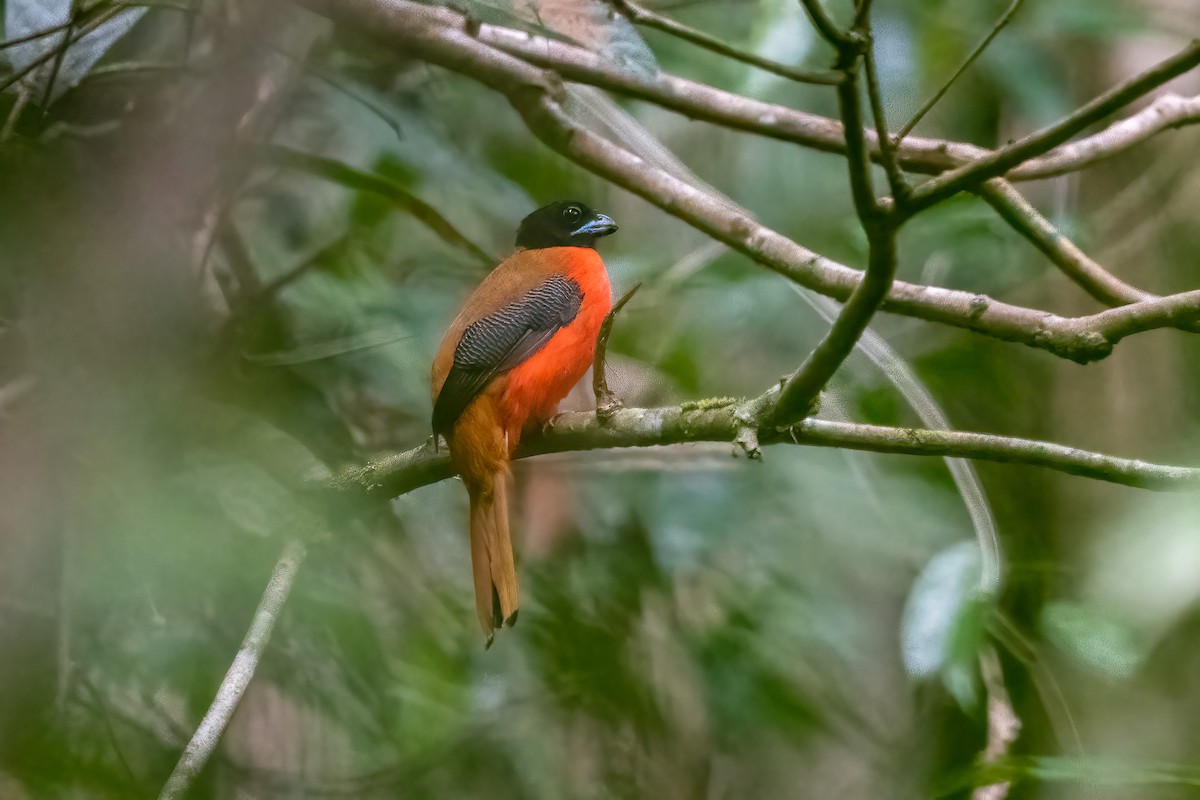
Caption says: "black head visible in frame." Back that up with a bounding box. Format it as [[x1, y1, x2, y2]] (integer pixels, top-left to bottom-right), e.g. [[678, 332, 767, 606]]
[[515, 201, 618, 250]]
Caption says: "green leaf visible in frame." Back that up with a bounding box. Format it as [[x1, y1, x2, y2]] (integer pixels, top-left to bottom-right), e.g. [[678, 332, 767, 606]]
[[1041, 600, 1144, 679], [901, 541, 992, 710]]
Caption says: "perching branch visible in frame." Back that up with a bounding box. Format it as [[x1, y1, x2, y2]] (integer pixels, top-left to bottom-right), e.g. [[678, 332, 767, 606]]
[[158, 539, 306, 800], [329, 403, 1200, 499], [606, 0, 839, 85], [904, 40, 1200, 214], [299, 0, 1200, 364]]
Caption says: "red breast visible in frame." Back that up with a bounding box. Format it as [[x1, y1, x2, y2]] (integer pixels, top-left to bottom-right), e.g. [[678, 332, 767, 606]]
[[497, 247, 611, 432]]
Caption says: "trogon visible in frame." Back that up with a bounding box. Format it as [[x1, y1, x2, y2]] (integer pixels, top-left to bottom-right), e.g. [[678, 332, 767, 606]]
[[431, 200, 618, 645]]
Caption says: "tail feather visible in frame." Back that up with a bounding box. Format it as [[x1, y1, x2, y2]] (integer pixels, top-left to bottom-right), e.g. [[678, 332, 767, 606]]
[[468, 468, 519, 644]]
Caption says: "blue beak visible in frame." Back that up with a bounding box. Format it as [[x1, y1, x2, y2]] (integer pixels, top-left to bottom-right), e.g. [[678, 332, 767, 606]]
[[572, 214, 618, 238]]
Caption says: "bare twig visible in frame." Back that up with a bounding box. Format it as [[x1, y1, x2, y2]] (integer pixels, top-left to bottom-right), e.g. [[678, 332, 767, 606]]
[[772, 232, 897, 423], [1011, 93, 1200, 179], [1080, 289, 1200, 341], [330, 403, 1200, 500], [38, 14, 76, 110], [0, 88, 31, 142], [0, 3, 138, 97], [593, 283, 642, 419], [468, 15, 1200, 181], [774, 6, 899, 425], [158, 539, 306, 800], [0, 19, 74, 51], [895, 0, 1026, 142], [254, 233, 351, 308], [904, 40, 1200, 213], [829, 42, 878, 219], [863, 38, 908, 200], [606, 0, 839, 85], [976, 178, 1172, 311], [798, 0, 853, 48], [0, 20, 92, 96]]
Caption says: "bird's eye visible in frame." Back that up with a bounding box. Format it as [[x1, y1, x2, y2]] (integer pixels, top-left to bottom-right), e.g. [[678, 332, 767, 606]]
[[562, 205, 582, 222]]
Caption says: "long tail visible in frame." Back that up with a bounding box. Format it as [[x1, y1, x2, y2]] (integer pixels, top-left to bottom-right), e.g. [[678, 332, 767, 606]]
[[466, 466, 519, 645], [449, 396, 521, 645]]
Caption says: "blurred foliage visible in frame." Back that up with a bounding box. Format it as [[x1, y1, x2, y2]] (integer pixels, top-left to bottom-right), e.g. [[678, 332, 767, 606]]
[[2, 0, 1200, 798]]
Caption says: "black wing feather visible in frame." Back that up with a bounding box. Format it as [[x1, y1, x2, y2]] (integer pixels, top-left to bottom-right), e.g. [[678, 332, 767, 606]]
[[433, 275, 583, 436]]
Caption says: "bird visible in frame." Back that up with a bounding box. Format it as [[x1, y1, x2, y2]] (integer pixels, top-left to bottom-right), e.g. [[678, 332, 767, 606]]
[[431, 200, 618, 645]]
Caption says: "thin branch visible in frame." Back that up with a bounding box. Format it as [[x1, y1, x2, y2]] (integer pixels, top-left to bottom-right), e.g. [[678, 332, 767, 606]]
[[904, 40, 1200, 214], [0, 19, 73, 51], [301, 0, 1200, 364], [863, 38, 908, 200], [798, 0, 852, 48], [158, 539, 306, 800], [832, 49, 878, 220], [606, 0, 839, 85], [254, 233, 351, 307], [0, 23, 87, 96], [38, 14, 76, 110], [83, 60, 193, 79], [895, 0, 1026, 142], [1, 88, 31, 142], [1012, 92, 1200, 179], [467, 14, 1200, 181], [976, 178, 1173, 311], [773, 232, 896, 423], [0, 3, 136, 97], [593, 282, 642, 418], [1080, 289, 1200, 342], [329, 404, 1200, 499], [774, 8, 899, 425]]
